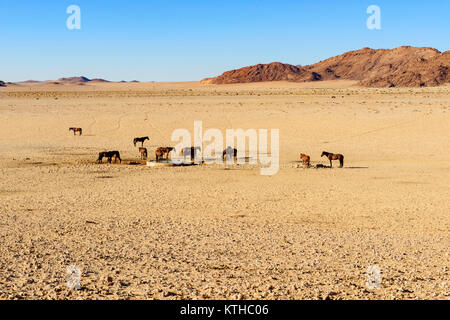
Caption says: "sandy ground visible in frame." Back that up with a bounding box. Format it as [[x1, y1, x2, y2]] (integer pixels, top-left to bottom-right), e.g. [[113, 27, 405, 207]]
[[0, 81, 449, 300]]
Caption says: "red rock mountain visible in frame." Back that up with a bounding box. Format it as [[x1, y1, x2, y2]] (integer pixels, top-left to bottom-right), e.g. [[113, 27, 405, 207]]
[[203, 46, 450, 87]]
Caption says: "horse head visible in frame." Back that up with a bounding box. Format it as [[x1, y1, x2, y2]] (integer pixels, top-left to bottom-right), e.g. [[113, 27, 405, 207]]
[[97, 152, 105, 162]]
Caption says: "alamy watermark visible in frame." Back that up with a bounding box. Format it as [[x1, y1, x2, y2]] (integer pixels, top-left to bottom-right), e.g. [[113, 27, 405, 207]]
[[366, 265, 381, 290], [170, 121, 279, 175], [66, 265, 81, 290], [66, 5, 81, 30], [367, 5, 381, 30]]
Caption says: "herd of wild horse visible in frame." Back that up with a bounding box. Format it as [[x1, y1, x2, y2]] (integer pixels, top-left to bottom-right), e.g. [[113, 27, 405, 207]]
[[70, 128, 344, 167]]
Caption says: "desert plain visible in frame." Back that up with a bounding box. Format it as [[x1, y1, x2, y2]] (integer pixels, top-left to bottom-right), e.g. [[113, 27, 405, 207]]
[[0, 80, 449, 299]]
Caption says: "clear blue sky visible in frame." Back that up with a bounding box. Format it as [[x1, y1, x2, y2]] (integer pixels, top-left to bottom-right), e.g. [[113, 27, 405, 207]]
[[1, 0, 449, 82]]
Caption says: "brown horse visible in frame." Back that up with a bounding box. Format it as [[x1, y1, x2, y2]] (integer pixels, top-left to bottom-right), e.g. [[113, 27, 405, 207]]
[[139, 147, 147, 160], [133, 136, 149, 147], [98, 151, 122, 164], [156, 147, 175, 161], [300, 153, 311, 168], [182, 147, 201, 162], [321, 151, 344, 168], [223, 147, 238, 161], [69, 127, 82, 136], [155, 149, 164, 162]]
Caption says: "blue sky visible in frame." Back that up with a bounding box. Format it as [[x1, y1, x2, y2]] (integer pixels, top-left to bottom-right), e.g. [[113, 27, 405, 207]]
[[1, 0, 449, 82]]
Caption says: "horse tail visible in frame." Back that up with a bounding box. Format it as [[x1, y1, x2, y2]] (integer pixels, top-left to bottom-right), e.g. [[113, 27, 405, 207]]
[[340, 155, 344, 168]]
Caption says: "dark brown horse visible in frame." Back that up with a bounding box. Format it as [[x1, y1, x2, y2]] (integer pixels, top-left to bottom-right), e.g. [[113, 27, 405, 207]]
[[139, 147, 148, 160], [223, 147, 238, 161], [182, 147, 201, 162], [300, 153, 311, 168], [155, 147, 175, 161], [133, 136, 149, 147], [98, 151, 122, 164], [69, 127, 82, 136], [321, 151, 344, 168]]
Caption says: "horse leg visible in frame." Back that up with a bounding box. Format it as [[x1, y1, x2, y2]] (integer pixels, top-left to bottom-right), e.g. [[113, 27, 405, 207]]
[[329, 159, 332, 168]]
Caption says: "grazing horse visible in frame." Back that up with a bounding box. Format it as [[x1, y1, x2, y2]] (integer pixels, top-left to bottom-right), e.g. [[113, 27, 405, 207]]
[[155, 147, 175, 161], [69, 127, 82, 136], [98, 151, 122, 164], [321, 151, 344, 168], [300, 153, 311, 168], [139, 147, 147, 160], [182, 147, 201, 162], [133, 136, 149, 147], [223, 147, 238, 161]]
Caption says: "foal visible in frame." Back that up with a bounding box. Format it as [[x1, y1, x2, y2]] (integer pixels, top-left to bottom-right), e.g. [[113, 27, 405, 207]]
[[133, 136, 149, 147], [139, 147, 148, 160], [69, 127, 82, 136], [321, 151, 344, 168], [300, 153, 311, 168]]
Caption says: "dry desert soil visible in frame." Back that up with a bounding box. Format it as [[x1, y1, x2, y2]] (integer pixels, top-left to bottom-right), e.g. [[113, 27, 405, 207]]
[[0, 81, 449, 299]]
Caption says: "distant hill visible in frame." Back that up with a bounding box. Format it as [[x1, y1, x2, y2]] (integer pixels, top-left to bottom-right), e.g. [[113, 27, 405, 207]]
[[203, 46, 450, 87], [57, 76, 92, 83], [20, 80, 41, 84], [202, 62, 320, 84], [90, 78, 110, 82], [7, 77, 138, 84]]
